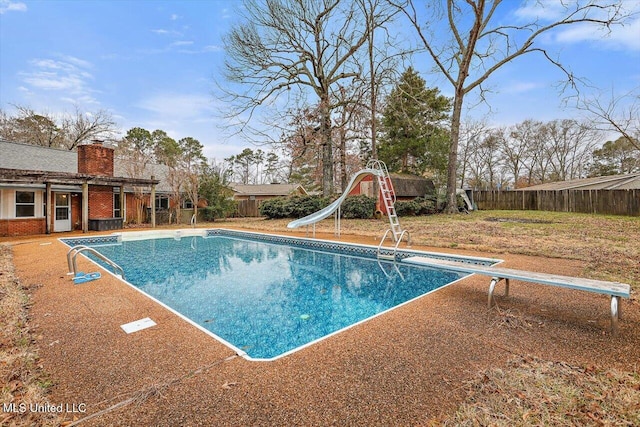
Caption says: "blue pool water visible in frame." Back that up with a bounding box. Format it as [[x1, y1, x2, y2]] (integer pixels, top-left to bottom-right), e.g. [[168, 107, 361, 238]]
[[65, 232, 468, 360]]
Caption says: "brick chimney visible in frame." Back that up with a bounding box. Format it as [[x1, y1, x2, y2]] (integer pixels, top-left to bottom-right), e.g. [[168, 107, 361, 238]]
[[77, 141, 114, 177]]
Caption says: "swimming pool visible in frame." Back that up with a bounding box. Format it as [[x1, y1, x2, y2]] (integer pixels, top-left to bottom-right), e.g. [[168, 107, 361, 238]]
[[62, 229, 498, 361]]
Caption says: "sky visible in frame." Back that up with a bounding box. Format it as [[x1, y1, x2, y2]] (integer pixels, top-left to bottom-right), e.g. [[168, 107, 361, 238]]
[[1, 0, 639, 161]]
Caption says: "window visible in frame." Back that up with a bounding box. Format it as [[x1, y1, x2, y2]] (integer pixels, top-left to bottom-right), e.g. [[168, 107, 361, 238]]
[[183, 199, 193, 209], [155, 195, 169, 211], [15, 191, 35, 217], [113, 192, 124, 218]]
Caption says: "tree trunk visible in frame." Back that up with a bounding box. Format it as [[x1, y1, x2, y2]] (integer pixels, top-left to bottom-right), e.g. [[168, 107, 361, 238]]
[[340, 127, 347, 192], [320, 100, 334, 197], [446, 86, 465, 213]]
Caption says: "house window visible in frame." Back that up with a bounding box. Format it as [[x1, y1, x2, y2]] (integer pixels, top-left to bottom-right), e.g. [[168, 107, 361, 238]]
[[183, 199, 193, 209], [113, 192, 124, 218], [15, 191, 35, 217], [155, 195, 169, 211]]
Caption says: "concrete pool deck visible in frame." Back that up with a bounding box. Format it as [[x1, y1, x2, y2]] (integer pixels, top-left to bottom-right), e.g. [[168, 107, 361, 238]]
[[5, 228, 640, 426]]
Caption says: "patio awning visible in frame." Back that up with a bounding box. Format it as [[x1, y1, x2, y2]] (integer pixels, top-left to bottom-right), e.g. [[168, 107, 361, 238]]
[[0, 168, 159, 187]]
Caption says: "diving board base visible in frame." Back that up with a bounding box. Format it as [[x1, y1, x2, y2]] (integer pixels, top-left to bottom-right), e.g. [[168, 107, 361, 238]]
[[402, 256, 631, 335]]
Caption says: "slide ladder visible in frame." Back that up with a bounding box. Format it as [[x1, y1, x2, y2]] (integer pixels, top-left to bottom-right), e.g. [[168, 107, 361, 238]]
[[366, 160, 404, 243]]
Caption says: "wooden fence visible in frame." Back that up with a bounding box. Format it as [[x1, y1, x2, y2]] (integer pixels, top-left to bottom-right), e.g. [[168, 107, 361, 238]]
[[236, 199, 261, 217], [473, 189, 640, 216]]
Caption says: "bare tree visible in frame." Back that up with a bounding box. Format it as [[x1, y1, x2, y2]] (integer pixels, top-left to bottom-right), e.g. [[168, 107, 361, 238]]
[[179, 137, 206, 224], [60, 106, 117, 150], [545, 119, 600, 181], [398, 0, 629, 212], [577, 88, 640, 151], [457, 119, 487, 190], [117, 127, 156, 224], [503, 120, 543, 188], [476, 129, 504, 189], [0, 105, 117, 150], [355, 0, 407, 162], [1, 106, 62, 147], [221, 0, 401, 197]]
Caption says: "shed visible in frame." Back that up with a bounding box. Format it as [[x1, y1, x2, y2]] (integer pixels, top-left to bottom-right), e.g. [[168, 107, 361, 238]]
[[348, 173, 435, 214]]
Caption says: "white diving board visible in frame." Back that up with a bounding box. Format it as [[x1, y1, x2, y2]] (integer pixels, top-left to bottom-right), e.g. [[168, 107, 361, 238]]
[[403, 256, 631, 334]]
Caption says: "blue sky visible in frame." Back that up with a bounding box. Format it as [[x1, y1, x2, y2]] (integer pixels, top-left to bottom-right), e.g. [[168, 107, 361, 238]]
[[1, 0, 639, 160]]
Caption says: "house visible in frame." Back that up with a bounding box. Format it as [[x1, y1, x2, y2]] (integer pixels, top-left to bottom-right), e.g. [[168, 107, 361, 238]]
[[348, 173, 435, 214], [230, 183, 308, 217], [519, 173, 640, 191], [0, 139, 161, 237], [230, 183, 308, 201], [472, 173, 640, 216]]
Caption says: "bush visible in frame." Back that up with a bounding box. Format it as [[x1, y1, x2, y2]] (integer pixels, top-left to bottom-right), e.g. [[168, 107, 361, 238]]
[[201, 201, 237, 221], [289, 195, 330, 218], [340, 195, 376, 219], [395, 194, 439, 216], [259, 195, 330, 219], [259, 197, 289, 219], [395, 199, 421, 216]]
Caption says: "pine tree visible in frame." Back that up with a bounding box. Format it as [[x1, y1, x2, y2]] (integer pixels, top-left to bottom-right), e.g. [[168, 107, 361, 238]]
[[379, 67, 451, 178]]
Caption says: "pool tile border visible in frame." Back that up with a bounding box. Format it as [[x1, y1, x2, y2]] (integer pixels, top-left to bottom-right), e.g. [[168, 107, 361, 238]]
[[61, 228, 499, 266]]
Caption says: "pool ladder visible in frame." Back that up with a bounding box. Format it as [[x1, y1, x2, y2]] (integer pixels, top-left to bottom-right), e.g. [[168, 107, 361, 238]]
[[377, 229, 411, 261], [67, 245, 125, 279]]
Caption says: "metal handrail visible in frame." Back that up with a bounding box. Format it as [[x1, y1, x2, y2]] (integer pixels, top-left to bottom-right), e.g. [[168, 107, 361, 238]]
[[67, 245, 125, 279], [395, 230, 411, 250], [377, 229, 395, 259], [377, 229, 411, 261]]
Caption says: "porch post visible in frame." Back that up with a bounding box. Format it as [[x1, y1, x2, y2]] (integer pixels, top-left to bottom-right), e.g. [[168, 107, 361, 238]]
[[45, 182, 52, 234], [119, 185, 125, 223], [150, 181, 156, 228], [82, 182, 89, 233]]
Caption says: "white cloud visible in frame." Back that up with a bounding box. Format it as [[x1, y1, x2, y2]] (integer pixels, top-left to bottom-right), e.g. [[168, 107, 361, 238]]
[[151, 28, 183, 37], [553, 17, 640, 51], [19, 55, 99, 106], [514, 1, 565, 21], [135, 93, 218, 119], [169, 40, 194, 48], [203, 45, 223, 53], [502, 81, 545, 94], [0, 0, 27, 14], [130, 92, 244, 159], [514, 1, 640, 52]]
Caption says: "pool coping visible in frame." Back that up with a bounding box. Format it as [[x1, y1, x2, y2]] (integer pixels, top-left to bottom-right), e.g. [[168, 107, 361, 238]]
[[60, 228, 503, 362]]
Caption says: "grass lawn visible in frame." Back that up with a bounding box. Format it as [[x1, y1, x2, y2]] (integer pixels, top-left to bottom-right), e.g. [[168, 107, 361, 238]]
[[2, 210, 639, 426]]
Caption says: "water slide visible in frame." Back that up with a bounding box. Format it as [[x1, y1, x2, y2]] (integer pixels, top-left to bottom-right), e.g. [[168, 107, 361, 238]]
[[287, 168, 383, 229]]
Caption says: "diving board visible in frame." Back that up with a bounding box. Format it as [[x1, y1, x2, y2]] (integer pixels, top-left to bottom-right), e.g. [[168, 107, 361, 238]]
[[403, 256, 631, 334]]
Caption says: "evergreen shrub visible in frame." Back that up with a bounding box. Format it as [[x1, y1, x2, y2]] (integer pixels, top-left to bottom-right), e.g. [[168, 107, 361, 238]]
[[340, 195, 376, 219]]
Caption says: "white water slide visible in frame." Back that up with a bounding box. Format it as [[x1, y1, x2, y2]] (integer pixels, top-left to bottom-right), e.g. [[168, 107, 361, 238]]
[[287, 168, 383, 230]]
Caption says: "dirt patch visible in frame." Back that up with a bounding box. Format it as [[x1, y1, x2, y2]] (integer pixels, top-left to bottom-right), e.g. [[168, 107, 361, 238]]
[[0, 245, 58, 427], [443, 355, 640, 426], [484, 216, 554, 224]]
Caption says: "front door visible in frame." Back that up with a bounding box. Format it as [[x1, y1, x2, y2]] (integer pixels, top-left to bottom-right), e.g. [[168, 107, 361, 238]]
[[54, 193, 71, 232]]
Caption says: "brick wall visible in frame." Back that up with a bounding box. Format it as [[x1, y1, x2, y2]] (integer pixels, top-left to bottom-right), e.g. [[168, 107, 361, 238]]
[[88, 185, 114, 219], [0, 218, 46, 237], [77, 142, 114, 177], [71, 193, 82, 230]]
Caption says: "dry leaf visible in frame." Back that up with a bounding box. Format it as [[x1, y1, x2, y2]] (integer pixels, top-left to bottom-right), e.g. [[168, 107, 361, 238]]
[[221, 381, 238, 390]]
